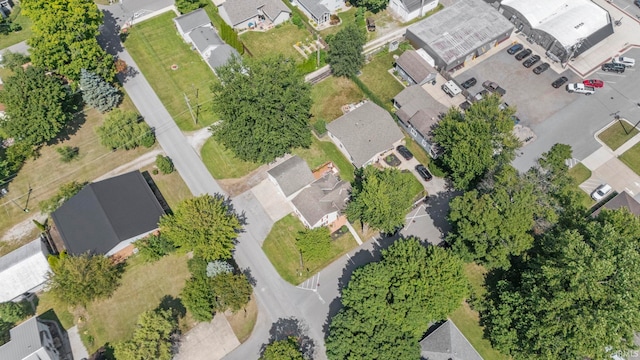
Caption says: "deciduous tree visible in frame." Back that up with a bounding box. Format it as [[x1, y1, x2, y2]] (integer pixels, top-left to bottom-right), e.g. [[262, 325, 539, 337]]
[[327, 23, 366, 77], [181, 275, 216, 322], [96, 109, 155, 150], [351, 0, 389, 13], [260, 337, 304, 360], [80, 69, 122, 113], [212, 56, 312, 163], [113, 309, 177, 360], [181, 271, 252, 322]]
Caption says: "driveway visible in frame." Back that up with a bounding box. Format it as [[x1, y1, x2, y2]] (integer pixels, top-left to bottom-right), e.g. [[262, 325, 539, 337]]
[[581, 157, 640, 197], [174, 314, 240, 360], [250, 179, 293, 222]]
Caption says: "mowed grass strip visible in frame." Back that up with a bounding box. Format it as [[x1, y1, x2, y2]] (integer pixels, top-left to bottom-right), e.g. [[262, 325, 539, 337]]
[[568, 163, 591, 185], [597, 121, 639, 150], [125, 12, 219, 131], [310, 76, 364, 124], [359, 50, 404, 109], [620, 142, 640, 176], [140, 165, 193, 209], [200, 137, 260, 179]]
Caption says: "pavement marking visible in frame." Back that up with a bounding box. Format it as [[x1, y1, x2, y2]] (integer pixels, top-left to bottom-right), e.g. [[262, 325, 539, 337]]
[[346, 253, 355, 265], [597, 72, 626, 77], [625, 187, 634, 195], [297, 272, 320, 292]]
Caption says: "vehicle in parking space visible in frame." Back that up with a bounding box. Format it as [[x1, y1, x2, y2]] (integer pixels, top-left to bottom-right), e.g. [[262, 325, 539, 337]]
[[551, 76, 568, 88], [474, 89, 489, 102], [396, 145, 413, 160], [511, 115, 521, 125], [591, 184, 613, 201], [566, 83, 595, 95], [583, 79, 604, 88], [461, 77, 477, 89], [482, 80, 507, 96], [507, 43, 523, 55], [612, 56, 635, 67], [515, 48, 532, 60], [415, 164, 433, 182], [533, 62, 550, 74], [441, 80, 462, 97], [601, 62, 626, 73], [523, 55, 541, 68]]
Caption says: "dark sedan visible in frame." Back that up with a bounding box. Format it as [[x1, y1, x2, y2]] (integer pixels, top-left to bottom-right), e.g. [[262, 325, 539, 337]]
[[461, 77, 477, 89], [533, 62, 550, 74], [523, 55, 541, 68], [396, 145, 413, 160], [551, 76, 568, 88], [507, 43, 523, 55], [415, 164, 433, 182], [515, 48, 532, 61]]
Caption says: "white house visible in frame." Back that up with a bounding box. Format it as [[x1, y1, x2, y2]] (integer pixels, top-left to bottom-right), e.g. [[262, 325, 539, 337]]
[[267, 156, 315, 200], [0, 317, 62, 360], [294, 0, 344, 26], [218, 0, 291, 30], [291, 172, 350, 229], [389, 0, 439, 22], [0, 239, 51, 303]]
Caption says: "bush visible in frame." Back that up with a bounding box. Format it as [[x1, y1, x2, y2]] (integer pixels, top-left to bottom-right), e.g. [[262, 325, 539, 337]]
[[39, 181, 86, 213], [0, 301, 30, 324], [136, 233, 176, 262], [206, 260, 233, 278], [56, 146, 79, 163], [313, 119, 327, 136], [1, 51, 30, 70], [155, 155, 175, 174], [291, 14, 304, 29]]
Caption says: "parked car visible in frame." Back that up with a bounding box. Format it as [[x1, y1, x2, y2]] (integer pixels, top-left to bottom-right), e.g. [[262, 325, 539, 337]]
[[566, 83, 595, 95], [552, 76, 568, 88], [474, 89, 489, 102], [482, 80, 507, 96], [415, 164, 433, 182], [583, 79, 604, 88], [396, 145, 413, 160], [591, 184, 613, 201], [507, 43, 523, 55], [515, 49, 532, 60], [601, 62, 626, 73], [533, 62, 550, 74], [612, 56, 635, 67], [461, 77, 477, 89], [523, 55, 541, 68]]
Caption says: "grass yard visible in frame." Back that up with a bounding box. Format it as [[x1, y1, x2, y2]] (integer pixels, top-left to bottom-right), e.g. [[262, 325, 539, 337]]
[[200, 137, 260, 179], [568, 163, 591, 185], [620, 142, 640, 176], [262, 214, 358, 284], [0, 97, 153, 256], [403, 136, 431, 168], [293, 137, 355, 182], [359, 50, 404, 109], [310, 76, 364, 125], [320, 8, 357, 37], [240, 23, 309, 60], [141, 165, 192, 210], [449, 303, 509, 360], [402, 170, 426, 201], [0, 6, 33, 49], [125, 12, 219, 131], [597, 120, 639, 150], [226, 294, 258, 343]]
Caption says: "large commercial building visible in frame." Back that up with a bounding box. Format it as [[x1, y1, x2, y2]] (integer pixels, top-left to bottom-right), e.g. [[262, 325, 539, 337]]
[[406, 0, 513, 72], [489, 0, 613, 63]]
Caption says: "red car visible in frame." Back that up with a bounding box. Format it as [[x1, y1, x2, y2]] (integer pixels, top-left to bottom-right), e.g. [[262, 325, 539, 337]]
[[583, 79, 604, 88]]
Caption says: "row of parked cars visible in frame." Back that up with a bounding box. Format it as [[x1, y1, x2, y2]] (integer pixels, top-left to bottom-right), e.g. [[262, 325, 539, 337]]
[[395, 145, 433, 182], [507, 43, 550, 74]]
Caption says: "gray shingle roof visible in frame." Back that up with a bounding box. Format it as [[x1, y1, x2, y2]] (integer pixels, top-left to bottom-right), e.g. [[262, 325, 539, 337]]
[[174, 8, 211, 34], [268, 156, 315, 197], [0, 239, 50, 302], [0, 317, 43, 360], [51, 171, 165, 255], [393, 85, 446, 137], [261, 0, 291, 20], [297, 0, 330, 20], [420, 320, 484, 360], [207, 44, 240, 69], [326, 102, 404, 168], [396, 50, 436, 84], [401, 0, 427, 13], [220, 0, 289, 26], [291, 173, 350, 226], [190, 26, 224, 53], [592, 191, 640, 217]]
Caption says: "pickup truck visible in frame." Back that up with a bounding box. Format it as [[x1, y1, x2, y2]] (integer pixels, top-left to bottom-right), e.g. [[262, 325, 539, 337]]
[[566, 83, 595, 95], [482, 80, 506, 97]]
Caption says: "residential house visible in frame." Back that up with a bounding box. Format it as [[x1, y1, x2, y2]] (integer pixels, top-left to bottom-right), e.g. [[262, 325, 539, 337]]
[[389, 0, 438, 22], [267, 156, 315, 200], [395, 49, 437, 86], [218, 0, 291, 30], [0, 317, 62, 360], [420, 319, 484, 360], [393, 85, 446, 158], [173, 9, 239, 74], [591, 191, 640, 217], [326, 101, 404, 168], [294, 0, 344, 26], [50, 171, 166, 257], [291, 172, 350, 228], [0, 239, 51, 303]]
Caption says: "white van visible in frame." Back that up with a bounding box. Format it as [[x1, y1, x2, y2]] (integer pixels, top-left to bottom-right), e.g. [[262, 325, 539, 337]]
[[441, 80, 462, 97], [612, 56, 635, 67]]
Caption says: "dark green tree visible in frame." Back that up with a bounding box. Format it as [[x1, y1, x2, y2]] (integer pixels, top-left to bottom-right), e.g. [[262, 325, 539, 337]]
[[155, 155, 175, 174], [260, 337, 304, 360], [351, 0, 389, 13], [136, 233, 176, 263], [176, 0, 205, 14], [0, 67, 74, 146], [96, 109, 155, 150], [38, 180, 87, 213], [113, 309, 177, 360], [0, 301, 30, 324], [181, 275, 217, 322], [159, 194, 242, 261], [295, 227, 331, 264], [0, 51, 30, 70], [79, 69, 122, 113], [182, 271, 252, 322], [327, 23, 366, 77], [212, 56, 312, 163], [433, 95, 520, 190]]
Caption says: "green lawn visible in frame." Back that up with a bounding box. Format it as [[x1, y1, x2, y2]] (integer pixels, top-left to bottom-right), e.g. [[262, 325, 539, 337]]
[[320, 8, 357, 37], [568, 163, 591, 185], [200, 137, 260, 179], [403, 136, 431, 168], [401, 170, 426, 201], [620, 142, 640, 176], [124, 12, 219, 131], [311, 76, 364, 125], [240, 22, 310, 60], [262, 214, 358, 284], [597, 121, 639, 150], [359, 50, 404, 109], [141, 165, 193, 210], [0, 5, 33, 49], [293, 137, 355, 182]]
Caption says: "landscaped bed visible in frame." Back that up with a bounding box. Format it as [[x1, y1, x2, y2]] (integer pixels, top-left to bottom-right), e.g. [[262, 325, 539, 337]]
[[597, 120, 639, 150]]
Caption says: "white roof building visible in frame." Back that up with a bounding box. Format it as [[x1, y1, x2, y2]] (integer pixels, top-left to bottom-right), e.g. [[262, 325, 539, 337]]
[[0, 239, 51, 302]]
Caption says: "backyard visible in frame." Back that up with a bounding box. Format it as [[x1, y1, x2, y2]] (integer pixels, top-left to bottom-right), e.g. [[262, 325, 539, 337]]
[[200, 137, 260, 179], [620, 142, 640, 176], [240, 22, 310, 60], [293, 137, 355, 182], [359, 49, 405, 109], [124, 12, 219, 131], [597, 120, 639, 150], [310, 76, 364, 126], [262, 214, 358, 284], [0, 5, 32, 49]]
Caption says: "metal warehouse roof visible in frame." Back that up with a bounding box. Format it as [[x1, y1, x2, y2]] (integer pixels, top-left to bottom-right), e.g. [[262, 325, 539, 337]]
[[407, 0, 513, 66], [502, 0, 610, 49]]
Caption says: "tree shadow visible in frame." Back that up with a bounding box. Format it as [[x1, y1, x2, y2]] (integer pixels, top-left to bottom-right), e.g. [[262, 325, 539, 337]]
[[98, 10, 124, 56], [423, 188, 461, 238], [241, 267, 257, 286], [260, 317, 315, 359], [219, 193, 248, 227], [157, 295, 187, 320], [48, 110, 87, 145]]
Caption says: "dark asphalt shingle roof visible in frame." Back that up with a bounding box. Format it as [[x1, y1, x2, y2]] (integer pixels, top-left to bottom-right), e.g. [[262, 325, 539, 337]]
[[420, 320, 484, 360], [174, 8, 211, 34], [51, 171, 165, 255], [268, 156, 315, 197], [592, 191, 640, 217]]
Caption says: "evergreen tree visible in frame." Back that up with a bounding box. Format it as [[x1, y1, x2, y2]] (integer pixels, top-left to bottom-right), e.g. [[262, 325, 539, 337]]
[[80, 69, 122, 113]]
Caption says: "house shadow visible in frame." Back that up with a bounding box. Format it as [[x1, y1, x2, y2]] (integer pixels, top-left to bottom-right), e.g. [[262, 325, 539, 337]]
[[260, 317, 315, 359]]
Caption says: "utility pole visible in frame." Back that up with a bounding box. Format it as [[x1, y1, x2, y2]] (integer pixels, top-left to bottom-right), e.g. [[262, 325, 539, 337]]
[[194, 86, 199, 124], [184, 92, 196, 125]]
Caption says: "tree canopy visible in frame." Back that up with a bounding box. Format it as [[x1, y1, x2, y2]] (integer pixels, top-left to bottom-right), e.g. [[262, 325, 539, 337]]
[[346, 167, 418, 233], [182, 270, 252, 322], [160, 194, 242, 261], [260, 337, 304, 360], [113, 309, 177, 360], [296, 227, 331, 264], [327, 23, 366, 77], [0, 66, 74, 147], [351, 0, 389, 13], [96, 109, 155, 150], [211, 55, 312, 163], [433, 95, 520, 190], [38, 180, 86, 213], [326, 238, 468, 359], [23, 0, 115, 81]]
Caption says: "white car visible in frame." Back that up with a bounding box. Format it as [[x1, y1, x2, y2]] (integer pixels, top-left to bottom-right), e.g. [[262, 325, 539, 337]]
[[591, 184, 613, 201], [612, 56, 635, 67], [566, 83, 595, 95]]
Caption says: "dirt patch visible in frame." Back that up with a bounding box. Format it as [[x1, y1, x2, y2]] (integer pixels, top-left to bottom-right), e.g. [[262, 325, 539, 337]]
[[217, 165, 269, 197], [0, 213, 46, 246]]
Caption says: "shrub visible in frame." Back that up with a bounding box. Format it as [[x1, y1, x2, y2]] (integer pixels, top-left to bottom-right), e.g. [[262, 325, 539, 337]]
[[313, 119, 327, 136], [137, 233, 176, 262], [291, 14, 304, 29], [155, 155, 175, 174], [97, 109, 155, 150], [1, 51, 30, 70], [206, 260, 234, 278], [0, 301, 29, 324], [56, 146, 79, 163], [39, 181, 86, 213]]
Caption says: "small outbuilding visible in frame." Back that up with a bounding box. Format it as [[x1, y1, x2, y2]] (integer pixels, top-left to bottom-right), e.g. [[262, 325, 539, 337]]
[[0, 239, 51, 303], [394, 49, 437, 86]]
